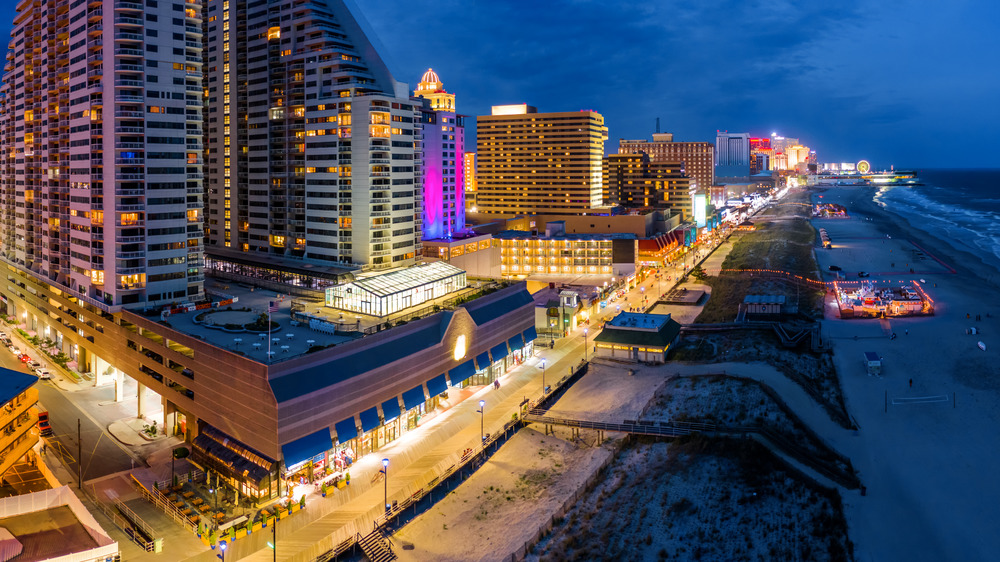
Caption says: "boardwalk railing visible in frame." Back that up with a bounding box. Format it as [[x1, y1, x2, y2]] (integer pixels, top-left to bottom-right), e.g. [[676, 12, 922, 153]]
[[130, 474, 197, 533], [522, 411, 859, 490]]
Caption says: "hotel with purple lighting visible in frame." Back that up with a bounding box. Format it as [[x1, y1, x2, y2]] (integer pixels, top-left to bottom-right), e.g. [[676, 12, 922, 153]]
[[414, 69, 467, 241]]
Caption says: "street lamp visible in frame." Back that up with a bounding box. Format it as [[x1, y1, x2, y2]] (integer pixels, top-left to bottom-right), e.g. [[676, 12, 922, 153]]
[[266, 517, 276, 562], [381, 458, 389, 512], [584, 328, 589, 362], [477, 400, 485, 443], [540, 358, 546, 395], [217, 540, 226, 562]]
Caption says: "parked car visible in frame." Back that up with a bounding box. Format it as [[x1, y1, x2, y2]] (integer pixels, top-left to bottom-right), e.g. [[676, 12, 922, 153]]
[[828, 265, 842, 271], [858, 271, 870, 278], [35, 368, 50, 380], [8, 345, 19, 356], [0, 334, 10, 345], [26, 360, 41, 372], [19, 354, 31, 363]]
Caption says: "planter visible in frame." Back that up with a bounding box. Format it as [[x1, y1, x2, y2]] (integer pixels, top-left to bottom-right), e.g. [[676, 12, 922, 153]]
[[290, 503, 300, 513], [235, 528, 247, 539], [336, 480, 346, 489], [252, 522, 262, 533]]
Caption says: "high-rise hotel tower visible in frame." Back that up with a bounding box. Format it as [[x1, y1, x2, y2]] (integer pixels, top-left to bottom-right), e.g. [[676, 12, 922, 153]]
[[476, 105, 608, 217], [203, 0, 421, 271], [1, 0, 206, 307], [413, 69, 464, 240]]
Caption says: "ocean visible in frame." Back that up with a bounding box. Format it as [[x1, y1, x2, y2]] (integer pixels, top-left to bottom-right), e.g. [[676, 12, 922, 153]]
[[872, 169, 1000, 275]]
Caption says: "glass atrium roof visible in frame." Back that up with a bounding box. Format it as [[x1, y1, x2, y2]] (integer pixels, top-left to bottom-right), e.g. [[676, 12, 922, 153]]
[[350, 261, 465, 298]]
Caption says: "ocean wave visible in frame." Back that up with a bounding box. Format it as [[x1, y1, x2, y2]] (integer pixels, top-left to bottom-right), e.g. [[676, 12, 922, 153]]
[[874, 186, 1000, 274]]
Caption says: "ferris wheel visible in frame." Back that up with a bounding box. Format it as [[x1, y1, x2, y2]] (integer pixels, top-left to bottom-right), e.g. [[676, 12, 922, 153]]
[[856, 160, 871, 174]]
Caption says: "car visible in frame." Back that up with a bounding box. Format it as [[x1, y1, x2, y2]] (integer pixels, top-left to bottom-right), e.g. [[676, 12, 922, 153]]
[[19, 354, 30, 363], [8, 345, 19, 356], [35, 368, 50, 380], [828, 265, 842, 272], [26, 360, 41, 372], [858, 271, 870, 278]]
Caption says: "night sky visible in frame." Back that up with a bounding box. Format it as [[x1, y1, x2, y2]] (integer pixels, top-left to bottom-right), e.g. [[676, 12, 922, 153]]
[[1, 0, 996, 169]]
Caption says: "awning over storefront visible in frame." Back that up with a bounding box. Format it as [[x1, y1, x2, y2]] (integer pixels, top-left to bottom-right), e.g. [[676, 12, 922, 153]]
[[489, 342, 509, 361], [402, 385, 426, 411], [508, 334, 524, 351], [382, 398, 402, 423], [474, 352, 491, 371], [523, 326, 538, 343], [449, 359, 476, 383], [334, 417, 358, 444], [427, 374, 448, 397], [281, 428, 333, 470], [190, 425, 275, 488], [359, 407, 380, 433]]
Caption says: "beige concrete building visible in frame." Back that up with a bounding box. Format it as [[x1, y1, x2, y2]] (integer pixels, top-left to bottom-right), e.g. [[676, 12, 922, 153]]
[[476, 105, 608, 217]]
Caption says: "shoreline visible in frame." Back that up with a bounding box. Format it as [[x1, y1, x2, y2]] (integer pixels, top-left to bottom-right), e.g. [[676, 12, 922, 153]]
[[819, 185, 1000, 294]]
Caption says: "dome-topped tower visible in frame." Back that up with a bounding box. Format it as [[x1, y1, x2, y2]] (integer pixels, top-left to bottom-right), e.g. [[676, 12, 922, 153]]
[[420, 68, 442, 87], [414, 68, 455, 112]]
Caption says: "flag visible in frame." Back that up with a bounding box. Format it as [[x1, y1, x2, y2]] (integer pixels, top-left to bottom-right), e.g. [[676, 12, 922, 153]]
[[268, 301, 279, 312]]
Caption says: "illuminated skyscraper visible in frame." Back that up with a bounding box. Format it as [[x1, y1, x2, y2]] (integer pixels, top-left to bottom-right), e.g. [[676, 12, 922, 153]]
[[618, 134, 714, 194], [464, 152, 477, 212], [1, 0, 205, 307], [414, 69, 465, 239], [203, 0, 421, 271], [476, 105, 608, 216]]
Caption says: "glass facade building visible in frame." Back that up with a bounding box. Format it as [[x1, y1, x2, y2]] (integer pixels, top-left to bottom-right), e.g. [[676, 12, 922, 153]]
[[325, 261, 467, 317]]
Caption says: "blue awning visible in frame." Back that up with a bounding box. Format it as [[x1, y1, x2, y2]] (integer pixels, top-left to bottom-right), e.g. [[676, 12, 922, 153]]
[[523, 326, 538, 342], [359, 407, 380, 433], [427, 374, 448, 397], [489, 341, 509, 361], [381, 398, 401, 423], [402, 385, 426, 411], [508, 334, 524, 351], [334, 417, 358, 445], [281, 428, 333, 470], [475, 352, 491, 371], [449, 360, 476, 383]]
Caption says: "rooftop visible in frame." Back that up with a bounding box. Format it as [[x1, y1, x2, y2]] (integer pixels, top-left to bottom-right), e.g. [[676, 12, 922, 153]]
[[140, 277, 520, 365], [494, 230, 637, 241], [0, 367, 36, 405], [0, 486, 116, 562], [344, 262, 465, 298], [607, 312, 672, 331]]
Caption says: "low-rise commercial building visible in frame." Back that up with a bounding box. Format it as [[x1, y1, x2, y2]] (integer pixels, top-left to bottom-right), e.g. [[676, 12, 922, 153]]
[[0, 368, 38, 479], [593, 312, 681, 364], [0, 263, 534, 499]]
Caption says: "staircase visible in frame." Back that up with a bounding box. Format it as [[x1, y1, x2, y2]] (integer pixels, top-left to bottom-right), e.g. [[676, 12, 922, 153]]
[[358, 528, 396, 562]]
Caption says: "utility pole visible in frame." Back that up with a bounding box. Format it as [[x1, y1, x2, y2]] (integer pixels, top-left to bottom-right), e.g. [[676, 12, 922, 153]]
[[77, 419, 82, 488]]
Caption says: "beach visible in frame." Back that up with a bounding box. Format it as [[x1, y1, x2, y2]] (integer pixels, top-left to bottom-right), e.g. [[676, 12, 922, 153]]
[[810, 185, 1000, 561]]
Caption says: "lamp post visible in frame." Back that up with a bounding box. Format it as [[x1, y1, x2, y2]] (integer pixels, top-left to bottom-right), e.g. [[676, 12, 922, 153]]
[[266, 517, 276, 562], [584, 328, 589, 362], [217, 540, 226, 562], [381, 458, 389, 513], [540, 358, 546, 395], [477, 400, 485, 443]]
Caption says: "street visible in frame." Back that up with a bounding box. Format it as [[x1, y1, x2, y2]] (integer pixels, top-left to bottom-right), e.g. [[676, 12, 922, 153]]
[[0, 350, 136, 483]]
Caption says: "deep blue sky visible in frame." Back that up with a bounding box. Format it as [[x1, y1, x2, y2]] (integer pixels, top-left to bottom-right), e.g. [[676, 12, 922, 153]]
[[354, 0, 1000, 169], [1, 0, 996, 169]]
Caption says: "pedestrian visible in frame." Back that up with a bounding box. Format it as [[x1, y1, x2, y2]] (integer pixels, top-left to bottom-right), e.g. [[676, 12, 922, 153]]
[[909, 378, 913, 388], [905, 329, 908, 335]]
